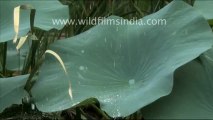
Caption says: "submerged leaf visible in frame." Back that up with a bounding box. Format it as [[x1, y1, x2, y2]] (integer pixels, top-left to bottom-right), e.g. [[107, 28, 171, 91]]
[[6, 40, 29, 71], [0, 0, 68, 42], [31, 1, 213, 117], [141, 49, 213, 119], [0, 74, 29, 112]]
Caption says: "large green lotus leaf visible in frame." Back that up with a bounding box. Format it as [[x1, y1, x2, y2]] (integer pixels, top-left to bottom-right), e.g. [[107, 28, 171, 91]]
[[194, 0, 213, 20], [31, 1, 213, 117], [0, 74, 29, 112], [141, 50, 213, 119], [0, 0, 68, 42]]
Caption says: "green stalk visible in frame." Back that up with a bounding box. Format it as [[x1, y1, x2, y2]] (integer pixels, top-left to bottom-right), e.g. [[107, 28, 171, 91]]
[[153, 0, 161, 12], [2, 42, 7, 76]]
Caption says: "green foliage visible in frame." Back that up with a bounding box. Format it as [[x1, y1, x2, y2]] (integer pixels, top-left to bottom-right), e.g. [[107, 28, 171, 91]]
[[32, 1, 213, 117], [141, 49, 213, 119], [0, 75, 29, 112], [0, 0, 69, 42], [194, 0, 213, 26]]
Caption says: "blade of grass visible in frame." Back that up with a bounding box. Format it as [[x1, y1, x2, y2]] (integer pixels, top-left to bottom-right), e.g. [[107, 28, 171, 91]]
[[154, 0, 161, 12], [130, 0, 144, 17]]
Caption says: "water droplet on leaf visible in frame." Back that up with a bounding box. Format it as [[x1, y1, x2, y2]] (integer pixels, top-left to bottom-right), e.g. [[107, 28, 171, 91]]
[[129, 79, 135, 85], [79, 66, 85, 70], [31, 104, 35, 110], [81, 50, 85, 53], [104, 37, 107, 42], [113, 60, 116, 68]]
